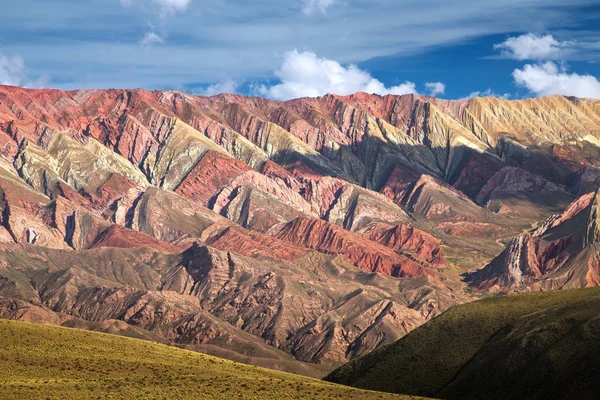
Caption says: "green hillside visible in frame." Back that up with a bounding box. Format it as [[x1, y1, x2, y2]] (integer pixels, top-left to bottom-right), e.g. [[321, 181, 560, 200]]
[[0, 319, 420, 400], [326, 287, 600, 400]]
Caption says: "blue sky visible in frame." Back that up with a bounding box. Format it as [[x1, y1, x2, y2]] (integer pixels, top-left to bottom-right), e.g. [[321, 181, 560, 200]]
[[1, 0, 600, 100]]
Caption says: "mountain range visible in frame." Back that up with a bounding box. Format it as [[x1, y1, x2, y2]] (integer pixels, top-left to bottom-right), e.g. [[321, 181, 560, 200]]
[[1, 84, 600, 376]]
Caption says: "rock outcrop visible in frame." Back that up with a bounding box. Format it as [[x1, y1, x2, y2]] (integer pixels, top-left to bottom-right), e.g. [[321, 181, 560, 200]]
[[468, 191, 600, 291], [274, 217, 438, 278]]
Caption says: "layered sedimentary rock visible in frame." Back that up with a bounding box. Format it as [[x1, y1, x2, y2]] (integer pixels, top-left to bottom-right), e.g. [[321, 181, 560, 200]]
[[90, 225, 181, 253], [360, 223, 447, 266], [468, 191, 600, 292], [2, 84, 600, 374], [274, 217, 437, 278], [476, 166, 574, 219], [0, 242, 465, 371]]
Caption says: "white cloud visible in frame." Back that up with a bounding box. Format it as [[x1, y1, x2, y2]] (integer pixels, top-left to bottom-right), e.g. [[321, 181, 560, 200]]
[[155, 0, 191, 16], [460, 88, 511, 100], [0, 53, 26, 86], [9, 0, 600, 90], [122, 0, 190, 14], [256, 50, 417, 101], [493, 33, 574, 60], [141, 32, 164, 46], [513, 61, 600, 99], [0, 51, 48, 88], [197, 79, 239, 96], [123, 0, 191, 45], [157, 0, 191, 11], [425, 81, 445, 97], [302, 0, 335, 15]]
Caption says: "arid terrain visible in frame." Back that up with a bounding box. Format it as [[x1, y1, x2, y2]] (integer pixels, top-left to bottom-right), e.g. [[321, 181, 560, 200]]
[[2, 85, 600, 376]]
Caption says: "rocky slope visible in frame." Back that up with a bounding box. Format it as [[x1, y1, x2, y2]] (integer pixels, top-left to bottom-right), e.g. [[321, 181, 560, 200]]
[[0, 242, 465, 374], [1, 85, 600, 374], [468, 190, 600, 292]]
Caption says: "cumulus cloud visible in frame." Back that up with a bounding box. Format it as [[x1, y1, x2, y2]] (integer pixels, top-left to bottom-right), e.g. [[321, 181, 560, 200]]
[[197, 79, 239, 96], [459, 88, 511, 100], [0, 52, 48, 88], [425, 81, 445, 97], [302, 0, 335, 15], [493, 33, 574, 60], [513, 61, 600, 99], [256, 50, 417, 101]]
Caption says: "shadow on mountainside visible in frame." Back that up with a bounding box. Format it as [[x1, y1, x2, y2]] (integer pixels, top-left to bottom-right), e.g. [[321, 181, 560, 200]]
[[271, 133, 592, 224]]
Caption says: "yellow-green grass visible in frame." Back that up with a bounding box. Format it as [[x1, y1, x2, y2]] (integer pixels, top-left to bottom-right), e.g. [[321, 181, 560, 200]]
[[0, 319, 421, 400]]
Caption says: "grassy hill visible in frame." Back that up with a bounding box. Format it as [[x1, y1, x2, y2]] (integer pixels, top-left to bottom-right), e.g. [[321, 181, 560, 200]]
[[326, 287, 600, 400], [0, 319, 421, 400]]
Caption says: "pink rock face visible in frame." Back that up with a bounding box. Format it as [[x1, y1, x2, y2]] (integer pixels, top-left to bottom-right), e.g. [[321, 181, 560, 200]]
[[90, 225, 182, 253], [281, 96, 357, 150], [380, 164, 420, 205], [86, 115, 157, 166], [283, 162, 348, 217], [205, 226, 308, 261], [274, 217, 437, 278], [55, 181, 96, 210], [175, 150, 251, 206], [399, 174, 486, 222], [560, 192, 596, 221], [92, 174, 140, 208], [452, 151, 504, 198], [585, 255, 600, 287], [549, 144, 588, 175], [261, 160, 305, 194], [361, 223, 448, 266]]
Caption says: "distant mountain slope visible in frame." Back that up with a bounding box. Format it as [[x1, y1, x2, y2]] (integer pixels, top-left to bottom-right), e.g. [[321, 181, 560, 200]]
[[468, 189, 600, 292], [0, 319, 417, 400], [0, 242, 467, 375], [2, 85, 600, 373], [325, 287, 600, 400]]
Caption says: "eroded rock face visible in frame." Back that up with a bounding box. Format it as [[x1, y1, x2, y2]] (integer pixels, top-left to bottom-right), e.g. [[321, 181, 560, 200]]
[[174, 150, 251, 206], [476, 166, 574, 219], [0, 242, 466, 370], [360, 223, 447, 266], [452, 151, 504, 198], [468, 191, 600, 292], [2, 85, 600, 373], [274, 217, 438, 278], [400, 174, 487, 222], [205, 226, 308, 261], [90, 225, 181, 253]]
